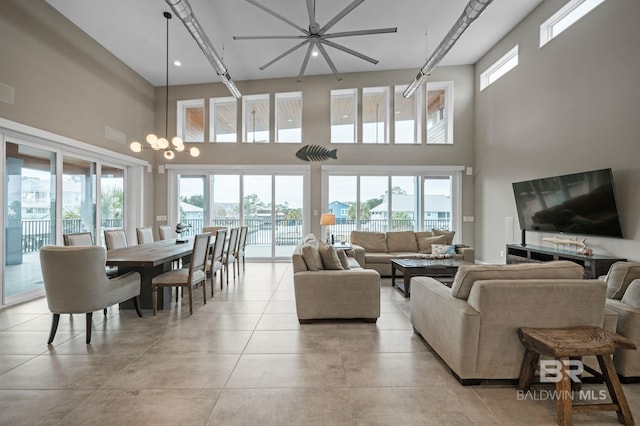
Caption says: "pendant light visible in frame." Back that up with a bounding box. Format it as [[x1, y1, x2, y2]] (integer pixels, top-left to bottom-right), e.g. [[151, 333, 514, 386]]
[[130, 12, 200, 159]]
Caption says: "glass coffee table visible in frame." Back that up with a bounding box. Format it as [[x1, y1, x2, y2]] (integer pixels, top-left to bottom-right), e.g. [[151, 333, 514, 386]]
[[390, 258, 472, 298]]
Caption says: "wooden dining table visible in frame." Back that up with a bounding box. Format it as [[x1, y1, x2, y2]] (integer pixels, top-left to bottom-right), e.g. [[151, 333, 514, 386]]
[[106, 237, 197, 310]]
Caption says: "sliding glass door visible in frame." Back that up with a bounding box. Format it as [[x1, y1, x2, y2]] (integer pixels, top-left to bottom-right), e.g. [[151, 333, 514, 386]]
[[4, 142, 57, 303]]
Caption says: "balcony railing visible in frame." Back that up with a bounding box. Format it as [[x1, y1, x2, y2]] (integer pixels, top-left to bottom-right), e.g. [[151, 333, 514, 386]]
[[13, 217, 452, 254]]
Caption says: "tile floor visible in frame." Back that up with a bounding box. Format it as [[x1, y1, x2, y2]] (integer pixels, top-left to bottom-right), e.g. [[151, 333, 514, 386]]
[[0, 262, 638, 425]]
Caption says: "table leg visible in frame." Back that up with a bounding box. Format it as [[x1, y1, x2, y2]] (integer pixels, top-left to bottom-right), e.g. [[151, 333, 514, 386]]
[[403, 273, 412, 298], [391, 265, 397, 291], [118, 264, 173, 310]]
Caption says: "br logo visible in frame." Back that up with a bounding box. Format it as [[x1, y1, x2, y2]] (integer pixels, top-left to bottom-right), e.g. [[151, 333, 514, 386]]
[[540, 360, 584, 383]]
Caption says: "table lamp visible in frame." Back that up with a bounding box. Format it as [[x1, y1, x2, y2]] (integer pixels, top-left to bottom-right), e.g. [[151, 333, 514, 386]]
[[320, 213, 336, 244]]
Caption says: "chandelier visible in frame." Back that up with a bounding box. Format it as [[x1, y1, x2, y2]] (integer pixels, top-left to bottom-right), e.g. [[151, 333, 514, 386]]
[[130, 12, 200, 159]]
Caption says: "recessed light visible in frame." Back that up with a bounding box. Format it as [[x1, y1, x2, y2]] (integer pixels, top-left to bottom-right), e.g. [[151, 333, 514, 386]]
[[174, 60, 182, 66], [287, 119, 293, 122], [342, 114, 349, 119], [311, 51, 319, 57]]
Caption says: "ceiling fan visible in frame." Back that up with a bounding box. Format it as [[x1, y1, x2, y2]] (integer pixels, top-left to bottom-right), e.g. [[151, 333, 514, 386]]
[[233, 0, 397, 81]]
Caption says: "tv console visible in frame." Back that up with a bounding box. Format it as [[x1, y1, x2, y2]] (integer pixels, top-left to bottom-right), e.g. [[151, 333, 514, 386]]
[[506, 244, 626, 279]]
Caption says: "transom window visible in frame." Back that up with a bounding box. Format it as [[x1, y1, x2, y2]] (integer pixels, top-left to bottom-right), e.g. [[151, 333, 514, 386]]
[[176, 99, 205, 142], [275, 91, 302, 143], [540, 0, 606, 47], [209, 97, 237, 143], [480, 45, 519, 91]]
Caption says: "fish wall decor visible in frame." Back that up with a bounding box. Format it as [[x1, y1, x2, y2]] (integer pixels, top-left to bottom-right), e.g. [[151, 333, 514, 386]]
[[295, 145, 338, 162]]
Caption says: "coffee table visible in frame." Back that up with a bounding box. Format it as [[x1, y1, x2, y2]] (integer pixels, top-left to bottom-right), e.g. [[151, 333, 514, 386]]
[[390, 258, 471, 298]]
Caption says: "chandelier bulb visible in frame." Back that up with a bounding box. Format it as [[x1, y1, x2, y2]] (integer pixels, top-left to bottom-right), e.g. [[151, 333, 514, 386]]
[[130, 141, 142, 153], [189, 147, 200, 157], [146, 134, 158, 145], [157, 138, 169, 149], [164, 150, 175, 160], [172, 136, 184, 148]]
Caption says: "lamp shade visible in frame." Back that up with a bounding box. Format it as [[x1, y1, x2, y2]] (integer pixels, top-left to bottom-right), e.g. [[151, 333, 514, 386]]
[[320, 213, 336, 226]]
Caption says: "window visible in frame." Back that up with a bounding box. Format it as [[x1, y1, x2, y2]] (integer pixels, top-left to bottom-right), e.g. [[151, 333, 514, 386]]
[[275, 91, 302, 143], [330, 89, 357, 143], [362, 87, 388, 144], [480, 46, 519, 91], [177, 99, 205, 142], [394, 85, 419, 144], [210, 97, 237, 143], [540, 0, 606, 47], [426, 82, 454, 144], [243, 94, 270, 143]]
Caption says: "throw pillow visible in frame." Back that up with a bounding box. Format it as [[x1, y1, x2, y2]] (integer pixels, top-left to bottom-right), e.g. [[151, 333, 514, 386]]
[[432, 229, 455, 245], [604, 262, 640, 299], [350, 231, 387, 253], [318, 243, 344, 270], [337, 249, 351, 270], [416, 235, 446, 253], [432, 244, 456, 255], [386, 231, 418, 253], [301, 243, 324, 271]]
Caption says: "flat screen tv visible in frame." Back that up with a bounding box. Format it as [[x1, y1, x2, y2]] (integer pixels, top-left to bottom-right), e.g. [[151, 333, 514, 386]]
[[512, 168, 623, 238]]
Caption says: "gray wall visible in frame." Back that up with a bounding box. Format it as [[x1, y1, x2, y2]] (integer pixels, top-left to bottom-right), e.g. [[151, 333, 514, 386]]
[[153, 68, 476, 241], [474, 0, 640, 263], [0, 0, 157, 227]]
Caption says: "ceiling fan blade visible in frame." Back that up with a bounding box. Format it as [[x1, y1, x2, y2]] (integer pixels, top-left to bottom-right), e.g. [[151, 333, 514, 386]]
[[322, 27, 398, 39], [234, 35, 307, 40], [258, 39, 310, 70], [318, 0, 365, 35], [321, 39, 378, 64], [297, 42, 315, 82], [306, 0, 318, 33], [315, 42, 342, 81], [246, 0, 310, 35]]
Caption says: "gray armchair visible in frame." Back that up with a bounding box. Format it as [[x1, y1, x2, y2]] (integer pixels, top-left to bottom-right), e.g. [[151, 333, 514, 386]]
[[39, 245, 142, 344]]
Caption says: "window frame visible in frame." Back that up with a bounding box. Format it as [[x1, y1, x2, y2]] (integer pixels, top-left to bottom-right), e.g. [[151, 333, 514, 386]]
[[209, 96, 238, 143], [242, 94, 271, 143], [330, 88, 358, 144], [393, 85, 420, 144], [362, 86, 389, 144], [426, 81, 454, 144], [176, 98, 205, 143], [479, 45, 519, 91], [275, 91, 302, 144], [540, 0, 606, 48]]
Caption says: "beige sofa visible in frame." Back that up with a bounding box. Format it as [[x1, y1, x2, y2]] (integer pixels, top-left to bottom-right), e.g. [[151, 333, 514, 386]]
[[410, 261, 617, 384], [350, 230, 475, 276], [292, 234, 381, 323], [602, 262, 640, 381]]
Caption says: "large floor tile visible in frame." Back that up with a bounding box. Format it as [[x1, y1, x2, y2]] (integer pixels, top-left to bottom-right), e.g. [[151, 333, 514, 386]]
[[0, 390, 92, 425], [0, 312, 45, 331], [244, 329, 340, 354], [227, 353, 347, 388], [0, 330, 77, 355], [48, 330, 162, 355], [102, 354, 239, 389], [147, 329, 252, 354], [0, 354, 36, 375], [206, 300, 269, 314], [207, 388, 352, 426], [338, 329, 428, 353], [58, 389, 221, 426]]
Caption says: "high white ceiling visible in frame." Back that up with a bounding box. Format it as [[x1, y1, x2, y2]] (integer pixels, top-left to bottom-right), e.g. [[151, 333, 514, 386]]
[[45, 0, 543, 87]]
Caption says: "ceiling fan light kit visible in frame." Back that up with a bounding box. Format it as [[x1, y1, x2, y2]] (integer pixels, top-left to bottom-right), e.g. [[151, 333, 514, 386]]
[[234, 0, 397, 81]]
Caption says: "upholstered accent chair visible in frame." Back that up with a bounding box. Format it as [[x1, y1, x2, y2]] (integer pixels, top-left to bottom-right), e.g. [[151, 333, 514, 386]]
[[40, 245, 142, 344], [151, 233, 211, 315], [63, 232, 93, 246], [104, 229, 128, 250], [136, 227, 154, 245], [158, 225, 174, 240], [207, 228, 227, 294]]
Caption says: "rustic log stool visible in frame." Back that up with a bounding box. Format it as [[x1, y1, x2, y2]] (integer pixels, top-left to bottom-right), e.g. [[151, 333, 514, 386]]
[[518, 326, 636, 426]]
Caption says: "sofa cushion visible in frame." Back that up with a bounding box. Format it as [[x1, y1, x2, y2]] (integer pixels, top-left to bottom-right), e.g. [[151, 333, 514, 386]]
[[365, 253, 394, 264], [318, 243, 344, 270], [386, 231, 418, 253], [605, 262, 640, 299], [351, 231, 387, 253], [301, 243, 323, 271], [337, 249, 351, 270], [451, 261, 584, 300], [416, 235, 447, 253], [432, 229, 455, 245]]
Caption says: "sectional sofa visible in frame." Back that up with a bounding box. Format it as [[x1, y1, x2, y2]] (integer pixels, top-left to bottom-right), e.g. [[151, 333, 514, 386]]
[[350, 230, 475, 276]]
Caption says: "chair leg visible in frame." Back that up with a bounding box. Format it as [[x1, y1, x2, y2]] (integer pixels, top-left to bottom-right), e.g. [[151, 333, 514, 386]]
[[210, 274, 215, 298], [152, 286, 158, 316], [103, 308, 107, 315], [220, 268, 224, 289], [85, 312, 93, 344], [187, 285, 193, 315], [47, 313, 60, 344], [132, 296, 143, 318], [202, 280, 207, 305]]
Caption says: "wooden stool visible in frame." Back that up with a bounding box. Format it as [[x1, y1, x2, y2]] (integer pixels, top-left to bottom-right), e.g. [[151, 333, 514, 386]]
[[518, 326, 636, 426]]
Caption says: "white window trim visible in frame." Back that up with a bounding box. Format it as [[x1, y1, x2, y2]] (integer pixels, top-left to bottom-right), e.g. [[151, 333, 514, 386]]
[[209, 96, 237, 143], [480, 45, 519, 91], [393, 85, 421, 144], [362, 86, 389, 144], [330, 88, 358, 144], [242, 94, 270, 144], [275, 91, 302, 144], [176, 98, 205, 143], [426, 81, 454, 144], [540, 0, 606, 48]]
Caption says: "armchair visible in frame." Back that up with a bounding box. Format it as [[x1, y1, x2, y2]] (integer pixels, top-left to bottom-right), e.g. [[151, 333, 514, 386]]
[[40, 245, 142, 344]]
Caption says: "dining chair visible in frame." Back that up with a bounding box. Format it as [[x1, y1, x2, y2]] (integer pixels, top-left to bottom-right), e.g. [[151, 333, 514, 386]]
[[158, 225, 174, 240], [136, 227, 154, 245], [235, 226, 248, 276], [40, 245, 142, 344], [207, 228, 227, 294], [223, 227, 240, 286], [203, 226, 226, 234], [151, 232, 211, 316], [63, 232, 94, 246], [104, 229, 128, 250]]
